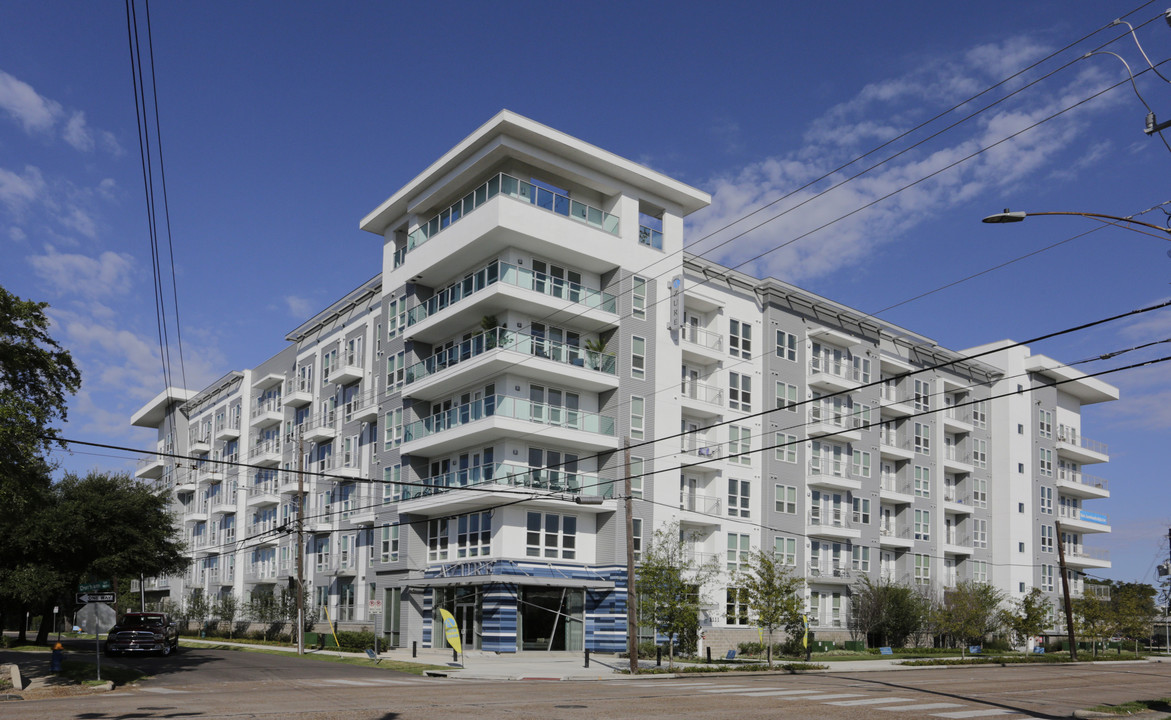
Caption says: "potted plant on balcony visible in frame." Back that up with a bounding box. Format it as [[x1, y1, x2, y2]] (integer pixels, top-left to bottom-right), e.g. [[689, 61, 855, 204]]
[[584, 337, 606, 371], [480, 315, 505, 350]]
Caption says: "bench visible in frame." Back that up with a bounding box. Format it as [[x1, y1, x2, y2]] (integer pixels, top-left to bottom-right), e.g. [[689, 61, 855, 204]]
[[725, 649, 737, 661], [879, 647, 893, 655], [364, 649, 381, 664], [968, 645, 982, 655]]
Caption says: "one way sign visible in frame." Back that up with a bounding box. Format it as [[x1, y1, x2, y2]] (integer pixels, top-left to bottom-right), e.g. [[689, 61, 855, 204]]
[[76, 592, 116, 604]]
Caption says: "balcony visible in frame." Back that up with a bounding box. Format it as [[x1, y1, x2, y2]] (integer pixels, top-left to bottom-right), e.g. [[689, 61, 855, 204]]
[[327, 363, 364, 387], [808, 357, 862, 393], [136, 454, 166, 480], [249, 438, 283, 466], [880, 476, 914, 504], [214, 418, 240, 441], [404, 327, 618, 401], [942, 408, 974, 434], [246, 479, 280, 507], [189, 435, 211, 455], [210, 489, 238, 514], [405, 259, 618, 343], [943, 535, 973, 556], [807, 510, 861, 540], [807, 405, 863, 442], [398, 462, 617, 517], [395, 172, 620, 268], [679, 492, 722, 516], [1063, 545, 1111, 569], [402, 394, 618, 456], [942, 448, 974, 475], [301, 410, 337, 443], [343, 389, 380, 424], [879, 525, 914, 549], [1058, 506, 1111, 534], [679, 325, 724, 364], [806, 460, 862, 492], [808, 561, 852, 584], [679, 438, 722, 473], [879, 433, 914, 462], [679, 380, 723, 417], [879, 385, 914, 417], [285, 378, 313, 408], [943, 490, 974, 514], [249, 398, 283, 428], [1055, 469, 1110, 499], [1056, 427, 1109, 464]]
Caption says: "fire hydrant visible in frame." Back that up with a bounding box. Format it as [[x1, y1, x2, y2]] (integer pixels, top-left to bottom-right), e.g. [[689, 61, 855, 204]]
[[50, 642, 64, 672]]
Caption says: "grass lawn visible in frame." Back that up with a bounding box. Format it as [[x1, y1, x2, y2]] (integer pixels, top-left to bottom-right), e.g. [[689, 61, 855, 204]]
[[58, 659, 146, 687], [191, 642, 447, 675], [1085, 697, 1171, 715]]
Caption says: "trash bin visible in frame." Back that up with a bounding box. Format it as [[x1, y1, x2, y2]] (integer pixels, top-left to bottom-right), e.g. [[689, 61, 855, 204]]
[[50, 642, 64, 672]]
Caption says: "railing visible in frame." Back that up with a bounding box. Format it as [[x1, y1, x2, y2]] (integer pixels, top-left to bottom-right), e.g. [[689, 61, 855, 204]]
[[809, 357, 850, 382], [215, 415, 242, 434], [1056, 469, 1109, 492], [406, 259, 616, 327], [1057, 427, 1108, 455], [249, 517, 279, 536], [638, 225, 663, 250], [809, 458, 851, 478], [681, 438, 720, 459], [682, 550, 718, 565], [396, 172, 620, 267], [944, 448, 972, 464], [405, 327, 616, 385], [943, 490, 972, 505], [880, 432, 912, 450], [880, 525, 911, 540], [189, 432, 212, 447], [679, 324, 723, 351], [343, 388, 380, 422], [399, 461, 616, 501], [880, 476, 912, 495], [809, 404, 866, 430], [247, 563, 277, 580], [679, 493, 721, 514], [403, 395, 616, 443], [681, 380, 723, 405], [250, 397, 282, 419], [249, 438, 282, 459], [1059, 506, 1109, 525], [808, 509, 853, 529], [944, 534, 971, 548], [247, 478, 279, 498], [808, 561, 851, 579], [880, 385, 905, 404], [1065, 545, 1110, 561]]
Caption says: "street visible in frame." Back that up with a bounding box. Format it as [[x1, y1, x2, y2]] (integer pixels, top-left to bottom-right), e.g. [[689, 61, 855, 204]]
[[3, 645, 1171, 720]]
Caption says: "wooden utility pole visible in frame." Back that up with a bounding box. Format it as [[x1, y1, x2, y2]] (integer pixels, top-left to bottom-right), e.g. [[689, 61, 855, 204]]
[[296, 430, 305, 656], [1055, 520, 1076, 661], [624, 438, 637, 675]]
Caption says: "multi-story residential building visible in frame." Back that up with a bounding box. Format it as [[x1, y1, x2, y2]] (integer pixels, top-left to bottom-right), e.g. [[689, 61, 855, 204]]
[[130, 111, 1115, 652]]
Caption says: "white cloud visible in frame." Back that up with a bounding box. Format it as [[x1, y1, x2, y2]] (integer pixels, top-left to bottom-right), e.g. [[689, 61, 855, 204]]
[[28, 245, 135, 299], [59, 206, 97, 239], [0, 69, 60, 133], [0, 164, 45, 213], [8, 226, 26, 242], [97, 178, 118, 200], [284, 294, 315, 318], [63, 111, 93, 152]]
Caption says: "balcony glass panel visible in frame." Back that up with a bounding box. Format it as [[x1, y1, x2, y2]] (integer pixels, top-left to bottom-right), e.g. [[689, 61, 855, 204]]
[[400, 461, 615, 501], [403, 395, 616, 442], [405, 327, 616, 385]]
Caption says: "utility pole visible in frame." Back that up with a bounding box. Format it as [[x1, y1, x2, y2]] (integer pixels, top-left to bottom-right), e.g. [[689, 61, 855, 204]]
[[1164, 528, 1170, 653], [1055, 520, 1077, 661], [296, 430, 305, 656], [623, 437, 637, 675]]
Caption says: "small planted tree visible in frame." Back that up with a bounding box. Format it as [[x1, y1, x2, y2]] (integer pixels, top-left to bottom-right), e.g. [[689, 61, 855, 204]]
[[216, 593, 240, 639], [849, 576, 926, 648], [1110, 582, 1158, 654], [734, 549, 803, 667], [248, 591, 284, 641], [933, 581, 1004, 657], [636, 522, 719, 669], [1073, 593, 1111, 658], [1003, 587, 1051, 650]]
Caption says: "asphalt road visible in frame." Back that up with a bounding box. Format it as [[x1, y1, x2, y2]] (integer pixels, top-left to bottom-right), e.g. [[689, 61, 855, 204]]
[[3, 645, 1171, 720]]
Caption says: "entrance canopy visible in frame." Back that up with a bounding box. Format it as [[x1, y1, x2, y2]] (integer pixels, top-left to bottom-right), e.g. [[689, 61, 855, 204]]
[[407, 574, 613, 590]]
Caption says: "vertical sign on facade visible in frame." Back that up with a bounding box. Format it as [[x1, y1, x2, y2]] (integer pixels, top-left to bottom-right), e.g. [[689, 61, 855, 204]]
[[669, 275, 684, 331]]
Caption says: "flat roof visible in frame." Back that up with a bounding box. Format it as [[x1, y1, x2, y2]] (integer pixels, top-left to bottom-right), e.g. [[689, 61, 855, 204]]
[[131, 387, 197, 428], [1025, 354, 1119, 405]]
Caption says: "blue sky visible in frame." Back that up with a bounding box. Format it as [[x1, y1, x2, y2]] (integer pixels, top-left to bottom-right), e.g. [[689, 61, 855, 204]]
[[3, 1, 1170, 585]]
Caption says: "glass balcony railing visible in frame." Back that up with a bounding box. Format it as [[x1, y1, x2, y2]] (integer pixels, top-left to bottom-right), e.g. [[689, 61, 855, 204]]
[[399, 461, 616, 501], [403, 394, 616, 443], [404, 327, 616, 385], [406, 259, 617, 326], [395, 172, 620, 267], [638, 225, 663, 250]]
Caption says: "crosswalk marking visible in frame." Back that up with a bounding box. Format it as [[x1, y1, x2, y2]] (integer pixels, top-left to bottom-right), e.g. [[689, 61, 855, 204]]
[[728, 690, 823, 697], [931, 710, 1022, 718], [318, 678, 424, 686], [698, 687, 755, 693], [775, 693, 867, 701], [140, 687, 190, 694], [878, 703, 966, 712], [828, 697, 918, 706]]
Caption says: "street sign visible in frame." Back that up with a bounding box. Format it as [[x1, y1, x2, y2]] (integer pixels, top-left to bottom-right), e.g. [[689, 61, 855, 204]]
[[77, 592, 117, 604], [368, 598, 383, 612], [79, 580, 112, 593]]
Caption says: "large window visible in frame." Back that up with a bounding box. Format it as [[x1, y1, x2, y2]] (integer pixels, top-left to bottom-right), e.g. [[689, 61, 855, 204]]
[[774, 536, 797, 566], [851, 449, 871, 478], [726, 533, 750, 572], [632, 276, 647, 319], [852, 545, 870, 572], [380, 524, 399, 562], [915, 554, 931, 585], [913, 379, 931, 411], [1038, 409, 1053, 439], [774, 432, 797, 463], [428, 519, 449, 561], [972, 477, 987, 508], [729, 372, 751, 412], [727, 478, 750, 518], [1041, 524, 1054, 553], [914, 509, 930, 541], [776, 330, 797, 361], [1039, 448, 1053, 477], [972, 438, 987, 468], [775, 484, 797, 514], [776, 382, 798, 412], [631, 336, 646, 379], [914, 466, 931, 497], [526, 512, 577, 560], [630, 396, 645, 440], [914, 422, 930, 454], [1039, 486, 1053, 514], [726, 588, 750, 625], [729, 319, 751, 359], [728, 425, 751, 465], [457, 511, 491, 558], [972, 519, 988, 549]]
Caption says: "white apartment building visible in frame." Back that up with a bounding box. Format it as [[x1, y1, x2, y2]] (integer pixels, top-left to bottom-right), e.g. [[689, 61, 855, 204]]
[[130, 111, 1114, 652]]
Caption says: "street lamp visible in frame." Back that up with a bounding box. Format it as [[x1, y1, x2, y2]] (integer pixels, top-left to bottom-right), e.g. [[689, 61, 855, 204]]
[[982, 210, 1171, 238]]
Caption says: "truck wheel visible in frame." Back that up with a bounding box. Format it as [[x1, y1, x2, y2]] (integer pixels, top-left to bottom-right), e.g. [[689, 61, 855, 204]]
[[160, 642, 172, 657]]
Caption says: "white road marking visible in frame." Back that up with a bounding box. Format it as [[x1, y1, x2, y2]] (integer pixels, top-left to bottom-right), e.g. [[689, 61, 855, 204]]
[[931, 710, 1023, 718], [698, 686, 755, 693], [781, 693, 867, 701], [878, 703, 966, 711], [321, 679, 384, 686], [140, 687, 190, 694], [828, 697, 919, 706], [731, 690, 826, 697]]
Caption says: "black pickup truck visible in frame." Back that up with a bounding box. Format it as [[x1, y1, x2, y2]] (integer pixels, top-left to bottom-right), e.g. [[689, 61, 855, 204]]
[[104, 612, 180, 656]]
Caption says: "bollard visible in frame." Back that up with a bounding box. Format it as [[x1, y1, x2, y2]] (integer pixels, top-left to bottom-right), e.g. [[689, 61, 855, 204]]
[[584, 649, 590, 668], [412, 640, 417, 658], [452, 648, 458, 663], [50, 643, 64, 673], [767, 646, 771, 665], [656, 646, 662, 667], [706, 646, 712, 663]]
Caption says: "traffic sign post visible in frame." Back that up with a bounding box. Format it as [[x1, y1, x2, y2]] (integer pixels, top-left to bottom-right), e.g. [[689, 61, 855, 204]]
[[79, 580, 112, 593], [77, 592, 117, 605], [368, 598, 383, 656]]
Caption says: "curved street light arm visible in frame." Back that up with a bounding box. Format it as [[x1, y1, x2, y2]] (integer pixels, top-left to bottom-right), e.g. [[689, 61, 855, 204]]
[[981, 210, 1171, 238]]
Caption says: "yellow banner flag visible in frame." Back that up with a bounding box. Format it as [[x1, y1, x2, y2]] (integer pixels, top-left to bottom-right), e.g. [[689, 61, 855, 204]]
[[801, 614, 809, 648], [438, 608, 462, 655]]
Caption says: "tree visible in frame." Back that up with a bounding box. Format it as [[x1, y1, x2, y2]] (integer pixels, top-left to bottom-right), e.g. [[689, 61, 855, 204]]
[[734, 549, 803, 666], [1073, 594, 1111, 658], [848, 576, 926, 648], [187, 592, 210, 634], [932, 581, 1004, 657], [636, 522, 719, 669], [1003, 587, 1052, 648], [216, 593, 241, 639], [1110, 582, 1158, 654], [248, 591, 284, 641]]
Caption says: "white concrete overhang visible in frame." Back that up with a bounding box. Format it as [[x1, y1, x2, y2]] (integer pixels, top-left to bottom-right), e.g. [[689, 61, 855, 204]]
[[1025, 355, 1119, 405], [131, 387, 197, 427], [407, 574, 614, 590]]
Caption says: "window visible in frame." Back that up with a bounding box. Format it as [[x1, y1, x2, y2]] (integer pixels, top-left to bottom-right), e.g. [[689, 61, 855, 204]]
[[915, 554, 930, 585], [774, 433, 797, 463], [386, 351, 405, 390], [1018, 463, 1025, 474], [345, 336, 364, 368], [632, 518, 642, 562], [384, 408, 403, 449], [1039, 486, 1053, 514], [971, 560, 988, 583], [728, 425, 751, 465], [629, 456, 644, 499], [775, 484, 797, 514], [914, 422, 930, 454], [729, 372, 751, 411], [630, 396, 645, 440], [851, 449, 871, 478], [913, 379, 931, 411], [632, 276, 647, 319], [729, 319, 751, 359], [322, 347, 338, 384], [776, 330, 797, 361], [380, 524, 399, 562], [971, 400, 987, 428], [1038, 409, 1053, 439], [1039, 448, 1053, 477], [456, 511, 491, 558], [726, 533, 750, 572], [383, 464, 401, 503], [1041, 524, 1054, 553], [972, 477, 987, 508], [726, 587, 750, 625], [727, 478, 750, 518], [914, 466, 931, 497], [853, 356, 871, 383], [1019, 542, 1025, 553], [852, 545, 870, 572], [972, 518, 987, 548], [631, 336, 646, 379], [428, 519, 449, 561], [526, 512, 577, 560], [971, 438, 987, 468], [1041, 565, 1055, 592], [776, 382, 798, 412], [774, 536, 797, 566], [852, 497, 870, 524], [914, 509, 931, 541]]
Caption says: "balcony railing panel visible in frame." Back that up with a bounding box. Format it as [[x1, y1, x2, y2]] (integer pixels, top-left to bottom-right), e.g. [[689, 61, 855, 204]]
[[405, 327, 616, 385], [403, 395, 615, 443], [400, 461, 616, 501]]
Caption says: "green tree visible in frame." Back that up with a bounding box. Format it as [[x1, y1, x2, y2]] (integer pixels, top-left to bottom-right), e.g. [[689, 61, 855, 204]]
[[932, 581, 1004, 657], [848, 576, 926, 648], [1073, 593, 1111, 658], [636, 522, 718, 669], [1003, 587, 1052, 648], [216, 592, 241, 638], [1110, 582, 1158, 653], [248, 591, 285, 641], [187, 591, 210, 634], [734, 549, 803, 666]]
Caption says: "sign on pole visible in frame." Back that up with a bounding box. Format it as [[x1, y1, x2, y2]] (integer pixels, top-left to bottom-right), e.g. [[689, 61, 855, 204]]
[[77, 592, 117, 605], [79, 580, 112, 593]]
